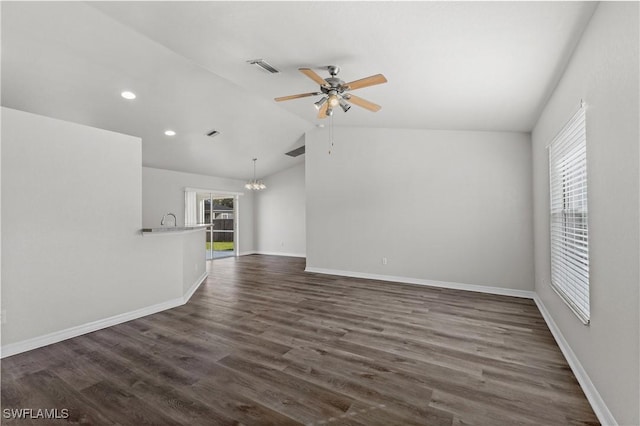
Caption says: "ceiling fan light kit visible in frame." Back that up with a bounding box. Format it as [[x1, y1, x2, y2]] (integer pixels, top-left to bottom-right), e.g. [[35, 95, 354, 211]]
[[314, 96, 328, 110], [275, 65, 387, 119]]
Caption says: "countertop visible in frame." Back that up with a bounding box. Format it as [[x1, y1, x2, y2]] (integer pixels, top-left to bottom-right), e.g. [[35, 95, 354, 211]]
[[141, 224, 209, 234]]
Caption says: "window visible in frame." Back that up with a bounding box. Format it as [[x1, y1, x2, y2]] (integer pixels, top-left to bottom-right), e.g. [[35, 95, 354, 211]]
[[548, 105, 589, 324]]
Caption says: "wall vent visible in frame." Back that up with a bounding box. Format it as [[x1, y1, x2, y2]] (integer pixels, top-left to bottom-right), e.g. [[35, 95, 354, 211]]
[[247, 59, 280, 74], [206, 130, 220, 138], [285, 146, 305, 157]]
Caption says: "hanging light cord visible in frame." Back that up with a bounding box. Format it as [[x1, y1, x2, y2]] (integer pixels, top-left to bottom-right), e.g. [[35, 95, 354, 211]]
[[329, 114, 335, 155]]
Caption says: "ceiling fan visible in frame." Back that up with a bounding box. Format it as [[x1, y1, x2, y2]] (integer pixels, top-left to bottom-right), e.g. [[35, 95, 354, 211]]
[[275, 66, 387, 119]]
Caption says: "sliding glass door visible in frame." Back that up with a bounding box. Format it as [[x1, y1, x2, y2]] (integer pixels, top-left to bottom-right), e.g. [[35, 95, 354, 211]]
[[185, 190, 237, 260], [207, 197, 235, 259]]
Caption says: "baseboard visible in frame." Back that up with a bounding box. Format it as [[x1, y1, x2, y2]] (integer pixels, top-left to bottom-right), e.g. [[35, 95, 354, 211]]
[[254, 251, 306, 258], [1, 272, 209, 359], [183, 271, 208, 303], [0, 298, 182, 358], [304, 266, 534, 299], [533, 295, 617, 426], [238, 251, 256, 256]]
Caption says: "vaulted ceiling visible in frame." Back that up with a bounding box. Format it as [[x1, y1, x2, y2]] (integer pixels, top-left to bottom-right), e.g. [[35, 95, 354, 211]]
[[1, 1, 597, 180]]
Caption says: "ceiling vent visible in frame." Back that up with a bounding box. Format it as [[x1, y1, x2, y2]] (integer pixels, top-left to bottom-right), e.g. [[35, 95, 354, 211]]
[[247, 59, 280, 74], [285, 145, 305, 157], [206, 130, 220, 138]]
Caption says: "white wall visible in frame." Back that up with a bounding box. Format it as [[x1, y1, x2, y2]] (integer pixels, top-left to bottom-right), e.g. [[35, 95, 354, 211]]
[[181, 230, 207, 294], [531, 3, 639, 425], [1, 108, 205, 351], [142, 167, 254, 254], [255, 162, 306, 257], [306, 127, 533, 291]]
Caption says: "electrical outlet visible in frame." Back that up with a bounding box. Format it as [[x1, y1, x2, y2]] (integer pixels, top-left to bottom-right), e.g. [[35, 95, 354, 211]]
[[280, 241, 285, 247], [1, 309, 6, 324], [382, 257, 388, 265]]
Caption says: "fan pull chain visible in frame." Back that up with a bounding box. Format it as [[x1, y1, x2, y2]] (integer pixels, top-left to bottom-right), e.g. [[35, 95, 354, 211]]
[[328, 114, 335, 155]]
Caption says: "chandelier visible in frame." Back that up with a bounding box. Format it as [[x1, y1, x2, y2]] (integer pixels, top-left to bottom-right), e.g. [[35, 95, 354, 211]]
[[244, 158, 266, 191]]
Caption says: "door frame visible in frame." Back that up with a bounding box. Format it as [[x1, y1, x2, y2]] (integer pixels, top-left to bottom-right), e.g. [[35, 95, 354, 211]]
[[184, 187, 243, 257]]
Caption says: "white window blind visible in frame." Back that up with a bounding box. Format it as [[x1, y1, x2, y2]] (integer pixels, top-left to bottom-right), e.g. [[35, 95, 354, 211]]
[[548, 105, 589, 324], [185, 191, 198, 226]]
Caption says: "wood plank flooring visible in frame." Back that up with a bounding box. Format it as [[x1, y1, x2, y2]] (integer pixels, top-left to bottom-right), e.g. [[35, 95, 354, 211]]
[[1, 255, 598, 425]]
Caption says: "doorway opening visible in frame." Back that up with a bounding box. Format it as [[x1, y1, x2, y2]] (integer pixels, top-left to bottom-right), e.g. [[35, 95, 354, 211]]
[[185, 189, 239, 260], [205, 196, 235, 259]]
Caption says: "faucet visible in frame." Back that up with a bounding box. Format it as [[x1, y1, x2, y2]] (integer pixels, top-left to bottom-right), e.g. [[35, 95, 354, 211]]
[[161, 212, 177, 227]]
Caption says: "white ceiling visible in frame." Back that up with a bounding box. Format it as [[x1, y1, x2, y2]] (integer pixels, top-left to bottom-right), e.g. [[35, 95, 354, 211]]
[[1, 1, 597, 180]]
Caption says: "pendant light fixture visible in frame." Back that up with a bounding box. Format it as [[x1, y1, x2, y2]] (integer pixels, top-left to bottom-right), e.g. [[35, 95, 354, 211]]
[[245, 158, 266, 191]]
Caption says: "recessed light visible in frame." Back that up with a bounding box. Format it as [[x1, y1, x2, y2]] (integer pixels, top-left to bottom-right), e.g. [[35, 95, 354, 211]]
[[121, 91, 136, 100], [164, 130, 176, 136]]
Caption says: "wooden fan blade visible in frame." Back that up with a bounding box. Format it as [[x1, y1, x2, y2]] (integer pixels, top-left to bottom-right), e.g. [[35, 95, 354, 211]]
[[274, 92, 319, 102], [317, 102, 329, 119], [343, 74, 387, 91], [346, 94, 382, 112], [299, 68, 329, 86]]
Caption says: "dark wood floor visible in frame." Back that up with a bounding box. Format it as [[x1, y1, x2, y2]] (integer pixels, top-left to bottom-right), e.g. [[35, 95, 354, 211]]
[[1, 255, 598, 425]]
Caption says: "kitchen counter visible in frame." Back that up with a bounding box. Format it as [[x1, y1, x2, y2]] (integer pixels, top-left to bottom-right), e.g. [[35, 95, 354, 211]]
[[141, 224, 209, 234]]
